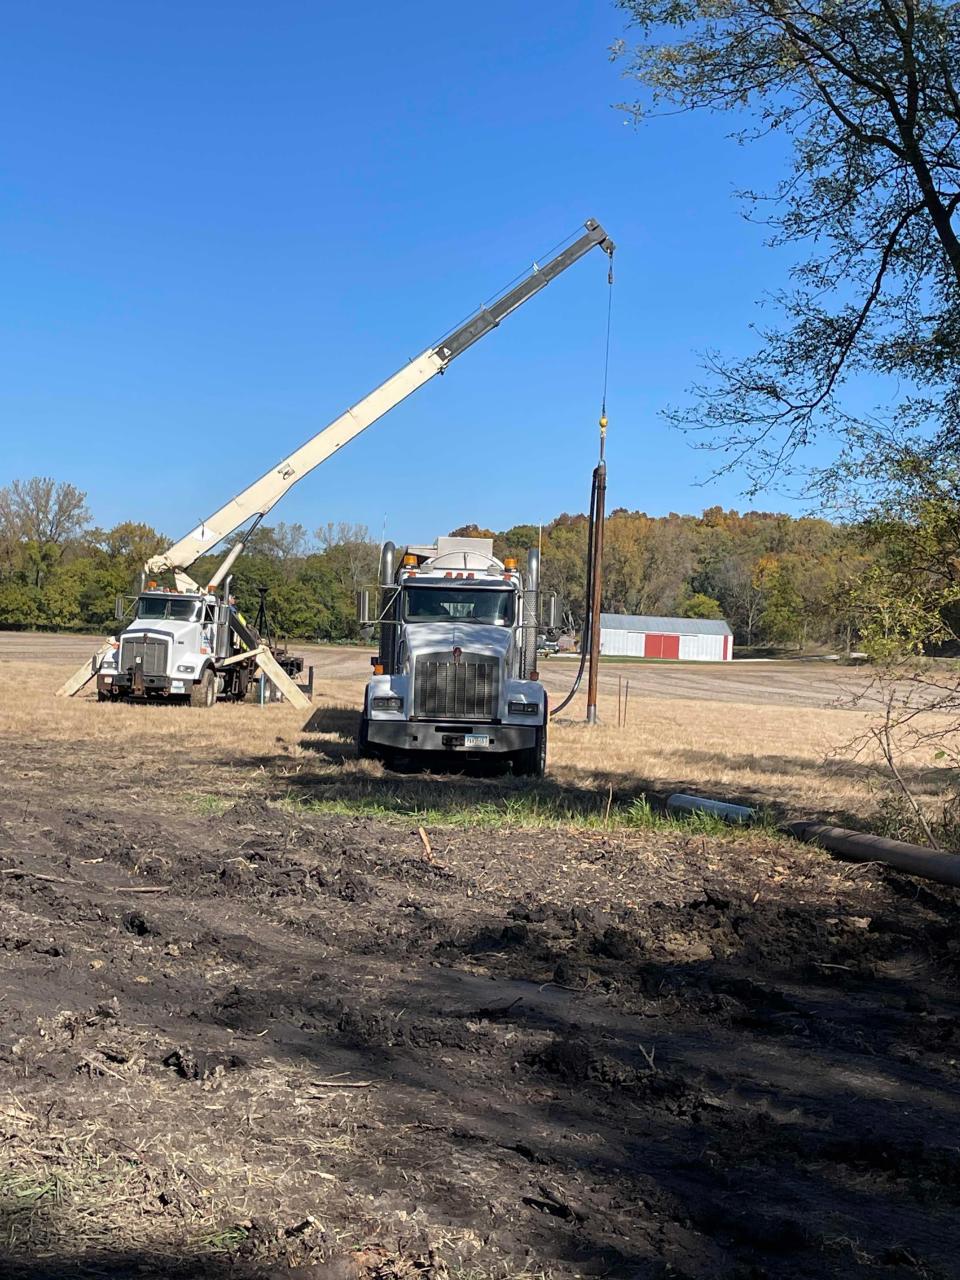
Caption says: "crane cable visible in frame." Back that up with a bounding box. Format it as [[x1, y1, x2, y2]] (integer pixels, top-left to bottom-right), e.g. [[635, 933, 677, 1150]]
[[550, 247, 615, 719]]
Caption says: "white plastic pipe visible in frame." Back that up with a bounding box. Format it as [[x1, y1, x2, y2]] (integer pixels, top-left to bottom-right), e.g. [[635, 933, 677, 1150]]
[[667, 793, 757, 824]]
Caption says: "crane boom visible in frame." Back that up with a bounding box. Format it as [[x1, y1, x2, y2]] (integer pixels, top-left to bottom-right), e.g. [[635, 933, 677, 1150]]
[[147, 219, 614, 580]]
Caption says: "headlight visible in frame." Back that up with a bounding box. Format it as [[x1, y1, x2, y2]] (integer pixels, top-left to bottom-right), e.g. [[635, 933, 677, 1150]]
[[177, 664, 196, 674], [371, 695, 402, 711], [508, 700, 540, 716]]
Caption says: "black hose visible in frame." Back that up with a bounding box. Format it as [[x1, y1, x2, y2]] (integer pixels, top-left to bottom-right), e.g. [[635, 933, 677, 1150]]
[[787, 822, 960, 889], [551, 464, 599, 717]]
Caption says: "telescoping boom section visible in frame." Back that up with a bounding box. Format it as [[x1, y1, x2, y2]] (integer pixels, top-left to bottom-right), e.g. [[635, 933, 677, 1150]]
[[58, 218, 612, 705], [147, 220, 614, 581]]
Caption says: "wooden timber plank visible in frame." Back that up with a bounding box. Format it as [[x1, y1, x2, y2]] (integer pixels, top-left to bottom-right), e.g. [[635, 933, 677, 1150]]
[[255, 649, 311, 708], [56, 644, 114, 697]]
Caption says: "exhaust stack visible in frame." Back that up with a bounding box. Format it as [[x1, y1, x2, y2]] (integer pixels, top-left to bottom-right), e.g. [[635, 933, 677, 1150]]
[[523, 547, 540, 679], [378, 541, 396, 674]]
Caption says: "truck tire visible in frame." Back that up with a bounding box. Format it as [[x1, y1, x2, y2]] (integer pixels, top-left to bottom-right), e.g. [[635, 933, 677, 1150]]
[[189, 667, 217, 708], [513, 722, 547, 778]]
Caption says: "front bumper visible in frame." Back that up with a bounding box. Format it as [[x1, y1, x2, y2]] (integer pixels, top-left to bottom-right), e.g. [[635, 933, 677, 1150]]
[[366, 719, 539, 754], [97, 672, 185, 697]]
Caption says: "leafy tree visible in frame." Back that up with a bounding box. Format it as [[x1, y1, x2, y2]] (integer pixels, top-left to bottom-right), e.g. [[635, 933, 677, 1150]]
[[93, 521, 167, 566], [680, 592, 724, 620], [853, 439, 960, 657], [0, 477, 90, 584], [758, 556, 805, 648], [615, 1, 960, 486], [448, 524, 497, 539], [0, 581, 40, 629], [316, 521, 379, 600], [496, 525, 540, 560]]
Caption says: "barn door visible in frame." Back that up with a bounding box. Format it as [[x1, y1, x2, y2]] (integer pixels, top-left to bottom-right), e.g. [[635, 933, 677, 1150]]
[[661, 634, 680, 660]]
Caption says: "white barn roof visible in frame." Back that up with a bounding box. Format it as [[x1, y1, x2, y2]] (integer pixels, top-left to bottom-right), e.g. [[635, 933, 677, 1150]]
[[599, 612, 732, 637]]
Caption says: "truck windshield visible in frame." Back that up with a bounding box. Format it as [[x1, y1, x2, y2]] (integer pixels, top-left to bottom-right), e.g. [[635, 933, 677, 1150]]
[[403, 586, 515, 626], [137, 597, 202, 622]]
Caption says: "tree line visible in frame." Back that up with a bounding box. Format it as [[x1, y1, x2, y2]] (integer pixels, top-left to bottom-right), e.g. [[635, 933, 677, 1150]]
[[456, 507, 877, 652], [2, 474, 950, 654], [0, 478, 380, 642]]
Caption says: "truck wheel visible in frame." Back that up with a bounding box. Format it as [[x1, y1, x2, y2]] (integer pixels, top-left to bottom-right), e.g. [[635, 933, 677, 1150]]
[[357, 715, 374, 759], [513, 723, 547, 778], [190, 668, 217, 708]]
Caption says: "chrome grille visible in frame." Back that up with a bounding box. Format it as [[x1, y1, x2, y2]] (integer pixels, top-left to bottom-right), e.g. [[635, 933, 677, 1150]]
[[120, 635, 169, 677], [414, 651, 499, 720]]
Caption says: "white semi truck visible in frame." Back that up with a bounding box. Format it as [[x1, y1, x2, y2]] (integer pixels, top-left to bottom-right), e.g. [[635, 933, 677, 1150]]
[[95, 577, 268, 706], [61, 219, 613, 705], [358, 537, 549, 775]]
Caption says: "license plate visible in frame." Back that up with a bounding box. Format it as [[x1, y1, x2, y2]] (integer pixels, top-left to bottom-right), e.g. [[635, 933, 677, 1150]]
[[464, 733, 490, 748]]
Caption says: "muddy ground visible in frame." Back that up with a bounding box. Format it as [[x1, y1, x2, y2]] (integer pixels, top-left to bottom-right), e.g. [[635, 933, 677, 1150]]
[[2, 733, 960, 1279]]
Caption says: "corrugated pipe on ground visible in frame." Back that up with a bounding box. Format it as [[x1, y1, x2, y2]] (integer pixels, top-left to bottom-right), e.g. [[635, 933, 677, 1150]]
[[786, 822, 960, 890], [665, 793, 960, 890]]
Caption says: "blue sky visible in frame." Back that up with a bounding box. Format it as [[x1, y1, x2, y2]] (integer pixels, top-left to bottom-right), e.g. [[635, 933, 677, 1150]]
[[2, 2, 831, 546]]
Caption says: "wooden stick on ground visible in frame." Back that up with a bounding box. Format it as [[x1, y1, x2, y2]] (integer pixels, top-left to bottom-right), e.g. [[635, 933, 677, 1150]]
[[417, 826, 433, 861]]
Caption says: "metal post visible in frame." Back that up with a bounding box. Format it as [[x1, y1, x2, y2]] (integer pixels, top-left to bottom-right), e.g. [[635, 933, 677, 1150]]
[[258, 673, 266, 706], [624, 678, 630, 727], [585, 458, 606, 725], [617, 674, 622, 728], [307, 665, 314, 701]]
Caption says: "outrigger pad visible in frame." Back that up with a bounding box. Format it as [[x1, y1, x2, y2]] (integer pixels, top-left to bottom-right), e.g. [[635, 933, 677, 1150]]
[[255, 649, 311, 709], [56, 644, 114, 697]]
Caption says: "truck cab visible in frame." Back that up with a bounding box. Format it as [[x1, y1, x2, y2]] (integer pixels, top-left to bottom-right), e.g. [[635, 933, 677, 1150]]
[[97, 585, 254, 706], [358, 536, 548, 775]]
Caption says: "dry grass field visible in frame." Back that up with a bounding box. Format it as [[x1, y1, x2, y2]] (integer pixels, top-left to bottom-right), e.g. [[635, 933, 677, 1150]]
[[1, 631, 952, 830]]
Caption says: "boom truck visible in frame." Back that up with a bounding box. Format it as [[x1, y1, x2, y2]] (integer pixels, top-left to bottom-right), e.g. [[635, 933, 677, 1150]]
[[59, 219, 614, 705], [358, 536, 551, 775]]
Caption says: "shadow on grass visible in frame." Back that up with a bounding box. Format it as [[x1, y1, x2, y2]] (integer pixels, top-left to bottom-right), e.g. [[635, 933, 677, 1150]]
[[286, 701, 918, 833], [302, 704, 363, 763], [246, 736, 878, 832]]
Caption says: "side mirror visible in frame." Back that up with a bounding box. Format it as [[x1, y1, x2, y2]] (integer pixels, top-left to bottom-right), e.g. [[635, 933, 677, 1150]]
[[115, 595, 125, 621], [356, 589, 370, 624]]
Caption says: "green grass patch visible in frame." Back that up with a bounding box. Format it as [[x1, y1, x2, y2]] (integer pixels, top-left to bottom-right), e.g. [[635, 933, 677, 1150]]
[[188, 768, 776, 836], [276, 786, 757, 835], [189, 793, 233, 816], [199, 1226, 250, 1253]]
